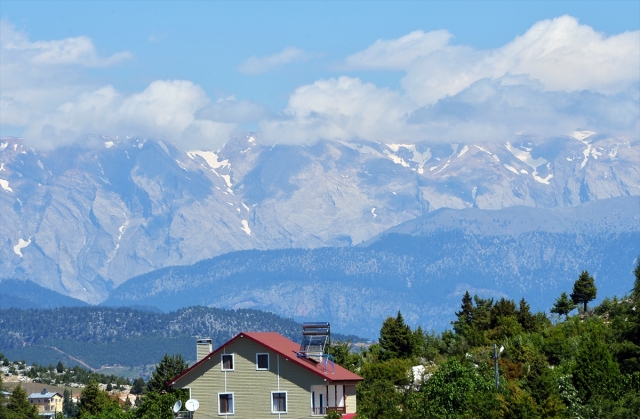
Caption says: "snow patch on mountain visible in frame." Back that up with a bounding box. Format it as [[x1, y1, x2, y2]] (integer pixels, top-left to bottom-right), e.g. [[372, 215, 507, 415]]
[[506, 142, 553, 184], [157, 141, 170, 155], [458, 145, 469, 157], [0, 179, 13, 192], [187, 150, 233, 187], [187, 150, 230, 169], [504, 164, 519, 174], [13, 238, 31, 257], [572, 130, 596, 141], [505, 142, 547, 168], [241, 220, 251, 235]]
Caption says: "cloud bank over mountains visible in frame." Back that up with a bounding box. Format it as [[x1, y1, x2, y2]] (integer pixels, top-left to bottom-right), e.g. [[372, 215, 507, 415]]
[[1, 16, 638, 149]]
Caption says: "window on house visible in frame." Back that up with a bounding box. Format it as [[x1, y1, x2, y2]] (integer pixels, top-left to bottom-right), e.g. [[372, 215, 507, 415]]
[[256, 353, 269, 370], [271, 391, 287, 414], [219, 393, 234, 414], [221, 354, 234, 371]]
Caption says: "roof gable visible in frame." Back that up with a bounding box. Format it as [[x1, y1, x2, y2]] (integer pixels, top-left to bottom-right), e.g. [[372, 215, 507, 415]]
[[170, 332, 362, 386]]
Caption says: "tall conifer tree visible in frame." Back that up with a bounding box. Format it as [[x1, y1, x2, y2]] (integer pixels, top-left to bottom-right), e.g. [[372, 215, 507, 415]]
[[570, 271, 597, 312]]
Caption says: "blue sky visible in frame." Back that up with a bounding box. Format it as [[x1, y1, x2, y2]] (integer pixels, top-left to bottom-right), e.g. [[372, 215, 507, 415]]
[[1, 1, 638, 148]]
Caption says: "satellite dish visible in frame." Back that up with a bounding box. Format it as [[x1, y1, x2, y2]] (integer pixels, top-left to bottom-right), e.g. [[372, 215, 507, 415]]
[[172, 400, 182, 413], [185, 399, 200, 412]]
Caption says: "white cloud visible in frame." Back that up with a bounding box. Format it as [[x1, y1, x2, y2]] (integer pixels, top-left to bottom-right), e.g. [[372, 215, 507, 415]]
[[259, 16, 639, 144], [1, 19, 132, 68], [238, 46, 310, 75], [261, 76, 419, 143], [344, 30, 452, 70], [0, 20, 132, 130], [398, 16, 640, 105], [3, 16, 638, 149], [24, 80, 237, 149]]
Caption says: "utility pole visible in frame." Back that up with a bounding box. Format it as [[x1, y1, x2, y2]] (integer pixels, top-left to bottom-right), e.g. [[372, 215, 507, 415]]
[[493, 344, 503, 390]]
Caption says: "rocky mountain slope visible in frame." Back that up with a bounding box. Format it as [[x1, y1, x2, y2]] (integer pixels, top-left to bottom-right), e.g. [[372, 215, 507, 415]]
[[104, 197, 640, 337], [0, 132, 638, 303]]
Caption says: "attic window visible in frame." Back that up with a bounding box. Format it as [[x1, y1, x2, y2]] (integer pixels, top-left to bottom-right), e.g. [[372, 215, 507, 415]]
[[256, 353, 269, 370], [221, 354, 234, 371]]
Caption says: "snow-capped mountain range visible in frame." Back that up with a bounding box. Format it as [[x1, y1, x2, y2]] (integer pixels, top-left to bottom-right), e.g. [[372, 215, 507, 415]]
[[0, 132, 638, 304]]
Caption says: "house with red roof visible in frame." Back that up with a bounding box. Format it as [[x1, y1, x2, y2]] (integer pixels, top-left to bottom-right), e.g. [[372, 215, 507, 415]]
[[170, 331, 363, 418]]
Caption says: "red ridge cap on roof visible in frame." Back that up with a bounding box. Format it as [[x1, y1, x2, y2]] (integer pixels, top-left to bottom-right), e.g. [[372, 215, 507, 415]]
[[170, 332, 362, 386]]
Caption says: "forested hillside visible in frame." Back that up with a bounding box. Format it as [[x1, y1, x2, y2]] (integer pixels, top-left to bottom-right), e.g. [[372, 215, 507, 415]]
[[5, 264, 637, 419], [105, 226, 640, 336], [0, 306, 359, 369], [335, 264, 640, 418]]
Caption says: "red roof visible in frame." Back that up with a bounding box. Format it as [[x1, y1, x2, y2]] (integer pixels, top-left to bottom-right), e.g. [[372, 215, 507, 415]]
[[170, 332, 363, 385]]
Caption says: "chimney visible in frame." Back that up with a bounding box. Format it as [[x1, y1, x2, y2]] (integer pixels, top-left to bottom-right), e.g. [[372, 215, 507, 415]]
[[196, 338, 212, 361]]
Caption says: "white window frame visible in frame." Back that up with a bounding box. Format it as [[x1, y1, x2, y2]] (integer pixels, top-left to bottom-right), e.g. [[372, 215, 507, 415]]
[[221, 354, 234, 371], [271, 391, 287, 414], [218, 392, 234, 415], [256, 353, 269, 370]]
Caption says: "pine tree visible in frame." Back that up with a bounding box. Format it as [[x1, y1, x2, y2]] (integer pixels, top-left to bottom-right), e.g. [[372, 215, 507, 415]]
[[79, 380, 113, 417], [490, 298, 517, 329], [379, 311, 416, 360], [570, 271, 597, 312], [551, 292, 576, 318], [56, 361, 64, 373], [7, 385, 39, 418], [130, 378, 145, 395], [63, 388, 80, 418], [146, 354, 188, 394], [517, 298, 536, 331], [572, 334, 622, 403], [453, 291, 474, 334]]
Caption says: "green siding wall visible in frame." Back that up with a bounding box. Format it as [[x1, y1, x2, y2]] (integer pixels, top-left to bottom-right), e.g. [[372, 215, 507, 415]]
[[174, 337, 352, 419]]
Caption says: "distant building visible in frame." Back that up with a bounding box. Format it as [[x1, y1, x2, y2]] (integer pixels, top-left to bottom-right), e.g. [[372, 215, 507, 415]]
[[170, 332, 363, 418], [27, 388, 63, 417]]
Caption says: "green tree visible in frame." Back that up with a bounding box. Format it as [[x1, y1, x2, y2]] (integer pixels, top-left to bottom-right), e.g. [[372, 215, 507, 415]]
[[130, 378, 145, 395], [572, 334, 622, 403], [421, 358, 499, 418], [7, 385, 39, 419], [571, 271, 597, 312], [327, 340, 360, 373], [81, 404, 130, 419], [146, 354, 188, 394], [517, 298, 536, 332], [453, 291, 474, 334], [63, 388, 80, 418], [56, 361, 64, 373], [379, 311, 417, 360], [79, 380, 114, 418], [550, 292, 576, 318], [130, 391, 177, 419]]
